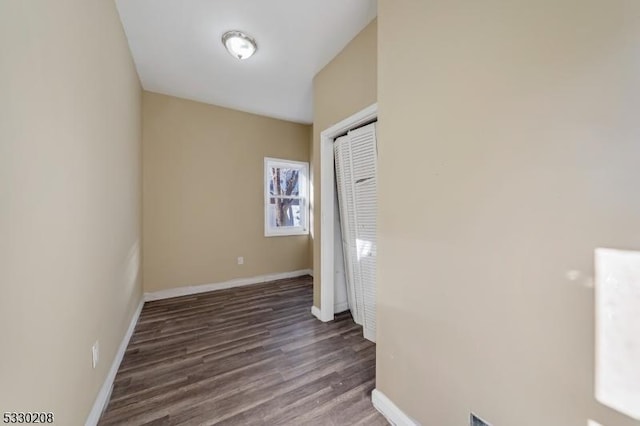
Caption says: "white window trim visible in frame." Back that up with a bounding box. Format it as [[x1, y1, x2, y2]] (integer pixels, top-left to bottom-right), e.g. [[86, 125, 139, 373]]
[[264, 157, 309, 237]]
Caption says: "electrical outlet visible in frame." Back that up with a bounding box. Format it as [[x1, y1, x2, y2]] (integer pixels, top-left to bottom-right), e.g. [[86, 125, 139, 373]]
[[92, 341, 99, 369], [237, 256, 244, 265], [471, 413, 491, 426]]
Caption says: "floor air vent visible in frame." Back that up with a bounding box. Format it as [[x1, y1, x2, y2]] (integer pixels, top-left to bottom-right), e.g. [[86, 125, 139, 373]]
[[471, 413, 491, 426]]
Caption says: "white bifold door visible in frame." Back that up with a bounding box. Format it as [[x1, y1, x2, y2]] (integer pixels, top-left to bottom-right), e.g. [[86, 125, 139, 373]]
[[334, 122, 377, 342]]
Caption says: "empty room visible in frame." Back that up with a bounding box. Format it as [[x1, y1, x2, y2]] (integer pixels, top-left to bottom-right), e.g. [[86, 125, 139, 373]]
[[2, 1, 640, 426]]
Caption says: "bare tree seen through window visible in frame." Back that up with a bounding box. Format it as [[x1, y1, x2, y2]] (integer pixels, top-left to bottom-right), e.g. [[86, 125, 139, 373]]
[[270, 167, 300, 227]]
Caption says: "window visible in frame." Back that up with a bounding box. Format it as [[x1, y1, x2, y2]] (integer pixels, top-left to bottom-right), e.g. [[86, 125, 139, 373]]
[[264, 157, 309, 237]]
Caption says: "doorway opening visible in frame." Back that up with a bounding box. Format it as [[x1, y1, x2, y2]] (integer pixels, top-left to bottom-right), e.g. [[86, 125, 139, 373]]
[[315, 103, 377, 334]]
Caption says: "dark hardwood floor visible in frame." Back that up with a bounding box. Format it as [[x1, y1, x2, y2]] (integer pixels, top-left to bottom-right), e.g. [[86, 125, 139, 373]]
[[99, 275, 387, 426]]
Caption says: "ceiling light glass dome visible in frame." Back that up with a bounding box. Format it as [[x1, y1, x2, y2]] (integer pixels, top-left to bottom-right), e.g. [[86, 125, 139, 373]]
[[222, 30, 257, 60]]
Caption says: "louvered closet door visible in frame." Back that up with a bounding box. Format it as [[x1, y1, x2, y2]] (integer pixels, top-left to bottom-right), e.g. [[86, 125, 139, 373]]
[[334, 136, 363, 325], [348, 123, 378, 342]]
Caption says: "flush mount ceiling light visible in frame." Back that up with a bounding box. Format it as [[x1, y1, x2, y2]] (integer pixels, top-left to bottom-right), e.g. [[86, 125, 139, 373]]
[[221, 30, 257, 60]]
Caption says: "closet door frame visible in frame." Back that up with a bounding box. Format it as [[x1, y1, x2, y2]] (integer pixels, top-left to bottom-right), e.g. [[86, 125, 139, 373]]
[[313, 102, 377, 323]]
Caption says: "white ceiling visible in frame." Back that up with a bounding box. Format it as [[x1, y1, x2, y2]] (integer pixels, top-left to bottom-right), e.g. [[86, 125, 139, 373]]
[[115, 0, 377, 124]]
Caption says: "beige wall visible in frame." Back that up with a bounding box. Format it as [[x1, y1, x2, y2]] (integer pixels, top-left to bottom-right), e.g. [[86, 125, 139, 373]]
[[377, 1, 640, 425], [312, 19, 377, 307], [0, 1, 142, 424], [143, 92, 311, 292]]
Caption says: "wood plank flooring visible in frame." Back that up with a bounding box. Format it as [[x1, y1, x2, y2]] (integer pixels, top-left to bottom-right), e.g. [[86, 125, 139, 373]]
[[99, 275, 387, 426]]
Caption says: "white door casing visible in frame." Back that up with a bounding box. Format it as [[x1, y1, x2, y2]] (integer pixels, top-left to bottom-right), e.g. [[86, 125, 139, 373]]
[[315, 103, 377, 324]]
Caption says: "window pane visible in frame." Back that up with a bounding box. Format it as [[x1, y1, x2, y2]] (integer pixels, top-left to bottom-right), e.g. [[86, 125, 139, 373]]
[[269, 167, 300, 197], [268, 197, 304, 228], [264, 158, 308, 237]]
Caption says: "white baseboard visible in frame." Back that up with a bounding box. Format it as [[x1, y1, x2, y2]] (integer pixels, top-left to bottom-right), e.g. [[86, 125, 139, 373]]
[[372, 389, 419, 426], [311, 305, 323, 320], [310, 305, 334, 322], [334, 301, 349, 314], [85, 298, 144, 426], [144, 269, 313, 302]]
